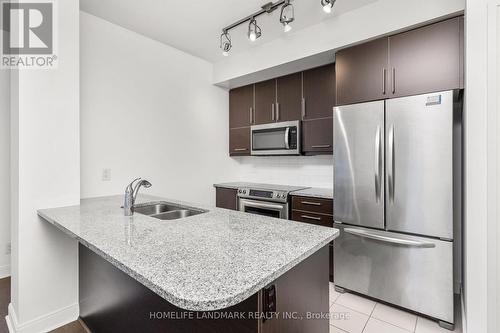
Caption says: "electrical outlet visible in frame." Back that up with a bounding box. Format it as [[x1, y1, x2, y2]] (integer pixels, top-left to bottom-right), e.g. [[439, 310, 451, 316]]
[[102, 168, 112, 181], [6, 242, 11, 255]]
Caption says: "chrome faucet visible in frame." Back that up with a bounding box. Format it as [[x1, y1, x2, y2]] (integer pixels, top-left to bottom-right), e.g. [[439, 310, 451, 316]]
[[124, 178, 152, 216]]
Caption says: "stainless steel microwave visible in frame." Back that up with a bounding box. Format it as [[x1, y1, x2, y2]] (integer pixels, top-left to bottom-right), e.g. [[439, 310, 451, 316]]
[[251, 120, 300, 156]]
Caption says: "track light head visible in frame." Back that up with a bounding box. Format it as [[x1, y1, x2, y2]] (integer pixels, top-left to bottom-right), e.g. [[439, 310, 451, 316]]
[[280, 0, 294, 32], [321, 0, 335, 13], [220, 31, 232, 56], [248, 18, 262, 42]]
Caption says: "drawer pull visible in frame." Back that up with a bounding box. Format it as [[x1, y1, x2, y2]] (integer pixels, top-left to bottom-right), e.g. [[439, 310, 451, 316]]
[[301, 215, 322, 221], [301, 201, 322, 206], [233, 148, 248, 151], [311, 145, 331, 149]]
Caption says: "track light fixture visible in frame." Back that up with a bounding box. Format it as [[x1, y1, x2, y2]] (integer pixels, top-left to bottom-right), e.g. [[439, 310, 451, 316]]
[[219, 0, 339, 56], [321, 0, 336, 14], [280, 0, 294, 32], [248, 18, 262, 42], [220, 30, 232, 56]]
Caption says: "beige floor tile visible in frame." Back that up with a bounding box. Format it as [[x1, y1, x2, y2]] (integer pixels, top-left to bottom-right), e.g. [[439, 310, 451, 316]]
[[330, 303, 369, 333], [335, 292, 377, 315], [363, 318, 412, 333], [371, 303, 417, 331], [330, 283, 341, 306], [330, 325, 348, 333], [415, 317, 457, 333]]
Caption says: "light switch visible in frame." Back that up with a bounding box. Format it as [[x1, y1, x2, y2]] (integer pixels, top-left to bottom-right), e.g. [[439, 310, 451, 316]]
[[102, 168, 112, 181]]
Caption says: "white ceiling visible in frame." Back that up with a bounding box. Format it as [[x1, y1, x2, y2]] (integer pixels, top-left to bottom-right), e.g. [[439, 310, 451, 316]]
[[80, 0, 378, 63]]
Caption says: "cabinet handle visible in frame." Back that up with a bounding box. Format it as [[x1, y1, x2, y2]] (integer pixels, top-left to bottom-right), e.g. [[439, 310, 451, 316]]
[[300, 215, 322, 221], [234, 148, 248, 152], [271, 103, 275, 121], [301, 201, 322, 206], [249, 107, 253, 124], [301, 98, 306, 119], [392, 67, 396, 94], [276, 103, 280, 121], [382, 68, 386, 95], [312, 145, 331, 148]]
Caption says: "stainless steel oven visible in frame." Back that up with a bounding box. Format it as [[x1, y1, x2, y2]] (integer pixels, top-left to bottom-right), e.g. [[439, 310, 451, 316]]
[[251, 120, 300, 156], [237, 187, 290, 219]]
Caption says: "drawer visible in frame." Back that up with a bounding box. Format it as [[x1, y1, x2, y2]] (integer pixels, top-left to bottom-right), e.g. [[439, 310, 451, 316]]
[[334, 224, 454, 323], [292, 196, 333, 215], [291, 211, 333, 228]]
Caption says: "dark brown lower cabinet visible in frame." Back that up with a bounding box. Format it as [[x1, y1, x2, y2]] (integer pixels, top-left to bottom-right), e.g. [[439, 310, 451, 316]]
[[215, 187, 237, 210], [229, 127, 250, 156], [291, 196, 334, 282], [302, 118, 333, 155]]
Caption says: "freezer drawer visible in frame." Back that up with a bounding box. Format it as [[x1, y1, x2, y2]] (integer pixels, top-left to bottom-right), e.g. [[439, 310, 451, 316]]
[[334, 224, 454, 324]]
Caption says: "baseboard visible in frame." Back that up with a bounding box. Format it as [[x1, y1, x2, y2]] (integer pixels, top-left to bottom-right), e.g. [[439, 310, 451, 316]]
[[0, 265, 10, 279], [6, 302, 79, 333]]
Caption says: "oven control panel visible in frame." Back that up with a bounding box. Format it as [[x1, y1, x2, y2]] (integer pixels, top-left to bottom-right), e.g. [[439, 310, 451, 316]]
[[237, 188, 288, 203]]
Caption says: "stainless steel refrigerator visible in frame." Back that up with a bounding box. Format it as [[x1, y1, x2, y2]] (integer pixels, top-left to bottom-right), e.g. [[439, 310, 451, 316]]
[[333, 90, 462, 328]]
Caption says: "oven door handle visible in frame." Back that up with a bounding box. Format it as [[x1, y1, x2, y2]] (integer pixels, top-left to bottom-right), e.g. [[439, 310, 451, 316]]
[[240, 199, 285, 211], [285, 127, 290, 149]]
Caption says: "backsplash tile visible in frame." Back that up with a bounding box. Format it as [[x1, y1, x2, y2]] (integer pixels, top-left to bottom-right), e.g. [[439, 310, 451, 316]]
[[233, 156, 334, 188]]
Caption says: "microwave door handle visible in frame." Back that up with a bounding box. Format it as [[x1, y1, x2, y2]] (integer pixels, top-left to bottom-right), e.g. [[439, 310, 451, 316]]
[[285, 127, 290, 149]]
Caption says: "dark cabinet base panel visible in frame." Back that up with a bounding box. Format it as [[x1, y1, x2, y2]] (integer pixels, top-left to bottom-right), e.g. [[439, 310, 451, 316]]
[[79, 244, 329, 333]]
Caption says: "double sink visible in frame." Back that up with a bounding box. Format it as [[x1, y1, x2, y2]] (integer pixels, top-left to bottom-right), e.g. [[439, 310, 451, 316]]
[[133, 202, 207, 221]]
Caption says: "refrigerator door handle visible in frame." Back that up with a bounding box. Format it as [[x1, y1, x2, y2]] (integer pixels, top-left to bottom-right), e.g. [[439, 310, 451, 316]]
[[374, 125, 382, 203], [344, 228, 436, 248], [388, 125, 395, 203]]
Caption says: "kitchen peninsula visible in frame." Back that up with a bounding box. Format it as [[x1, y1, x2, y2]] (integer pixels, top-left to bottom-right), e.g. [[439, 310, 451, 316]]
[[38, 195, 338, 333]]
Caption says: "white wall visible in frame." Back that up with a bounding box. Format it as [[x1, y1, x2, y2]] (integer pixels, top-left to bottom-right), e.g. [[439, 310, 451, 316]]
[[234, 156, 333, 188], [464, 0, 497, 332], [80, 12, 240, 205], [7, 0, 80, 332], [0, 67, 10, 279], [80, 13, 334, 208], [214, 0, 465, 88]]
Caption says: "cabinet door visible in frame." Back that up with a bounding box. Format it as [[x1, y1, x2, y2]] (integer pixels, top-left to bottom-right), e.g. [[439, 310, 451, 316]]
[[229, 85, 254, 128], [302, 118, 333, 155], [216, 188, 238, 210], [276, 73, 302, 122], [254, 79, 276, 124], [229, 127, 250, 156], [335, 38, 389, 105], [388, 17, 463, 98], [303, 64, 335, 119]]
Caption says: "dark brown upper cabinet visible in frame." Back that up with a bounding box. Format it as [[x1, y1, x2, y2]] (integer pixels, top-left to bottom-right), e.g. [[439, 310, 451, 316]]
[[229, 85, 254, 128], [336, 16, 464, 105], [335, 38, 389, 106], [276, 72, 302, 122], [229, 127, 251, 156], [254, 79, 277, 125], [302, 118, 333, 155], [303, 64, 336, 119], [388, 16, 464, 98]]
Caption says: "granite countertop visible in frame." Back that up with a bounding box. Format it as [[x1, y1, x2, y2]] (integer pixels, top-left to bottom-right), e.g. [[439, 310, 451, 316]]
[[38, 194, 338, 312], [291, 187, 334, 200], [214, 181, 309, 192]]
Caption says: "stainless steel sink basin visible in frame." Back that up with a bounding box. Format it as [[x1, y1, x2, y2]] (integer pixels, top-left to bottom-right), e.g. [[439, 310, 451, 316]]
[[133, 202, 206, 220]]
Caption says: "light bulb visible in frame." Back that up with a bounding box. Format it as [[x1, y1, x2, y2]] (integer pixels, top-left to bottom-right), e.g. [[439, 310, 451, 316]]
[[249, 32, 257, 42], [222, 51, 229, 56], [284, 23, 292, 33], [323, 4, 332, 13]]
